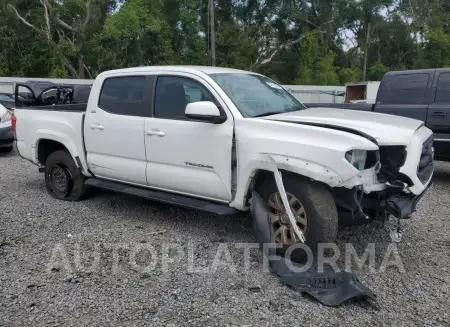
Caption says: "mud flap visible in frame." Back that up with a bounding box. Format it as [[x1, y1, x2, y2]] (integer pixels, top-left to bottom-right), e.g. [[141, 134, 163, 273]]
[[251, 190, 376, 307]]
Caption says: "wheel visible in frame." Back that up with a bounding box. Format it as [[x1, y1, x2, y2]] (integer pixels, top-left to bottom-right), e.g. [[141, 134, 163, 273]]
[[44, 150, 90, 201], [0, 146, 13, 153], [255, 172, 338, 261]]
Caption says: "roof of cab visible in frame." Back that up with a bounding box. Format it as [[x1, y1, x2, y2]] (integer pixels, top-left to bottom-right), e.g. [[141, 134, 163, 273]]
[[98, 65, 255, 77], [385, 68, 450, 76]]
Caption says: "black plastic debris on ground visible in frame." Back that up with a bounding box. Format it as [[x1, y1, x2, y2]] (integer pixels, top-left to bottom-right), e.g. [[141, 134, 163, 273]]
[[251, 190, 376, 307]]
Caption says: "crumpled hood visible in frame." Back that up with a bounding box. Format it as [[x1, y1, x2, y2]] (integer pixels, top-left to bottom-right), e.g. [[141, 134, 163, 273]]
[[260, 107, 424, 145]]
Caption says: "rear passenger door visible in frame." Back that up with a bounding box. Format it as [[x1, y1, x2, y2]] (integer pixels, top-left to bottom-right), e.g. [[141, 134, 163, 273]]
[[374, 72, 433, 122], [84, 75, 154, 185], [427, 72, 450, 135], [144, 73, 234, 202]]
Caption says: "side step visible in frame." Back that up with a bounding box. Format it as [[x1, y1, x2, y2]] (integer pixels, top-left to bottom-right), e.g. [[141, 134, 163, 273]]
[[85, 178, 238, 216]]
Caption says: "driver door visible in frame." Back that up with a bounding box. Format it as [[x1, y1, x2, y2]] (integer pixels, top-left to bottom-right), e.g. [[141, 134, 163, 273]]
[[144, 73, 234, 202]]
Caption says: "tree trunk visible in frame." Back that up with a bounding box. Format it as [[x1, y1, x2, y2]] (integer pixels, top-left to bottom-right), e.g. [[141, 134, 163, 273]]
[[362, 21, 371, 81], [210, 0, 216, 66], [77, 52, 85, 79]]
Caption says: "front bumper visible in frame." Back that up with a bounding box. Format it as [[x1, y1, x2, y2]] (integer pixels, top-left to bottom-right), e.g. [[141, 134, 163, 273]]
[[0, 124, 13, 148], [386, 182, 432, 219], [399, 126, 434, 195]]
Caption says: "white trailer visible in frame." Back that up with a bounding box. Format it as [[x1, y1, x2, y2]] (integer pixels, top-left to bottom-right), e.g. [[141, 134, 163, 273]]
[[344, 81, 381, 104]]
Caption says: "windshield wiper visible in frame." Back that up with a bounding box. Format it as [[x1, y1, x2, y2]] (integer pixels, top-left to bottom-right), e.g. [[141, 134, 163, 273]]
[[253, 107, 304, 118], [252, 111, 284, 118]]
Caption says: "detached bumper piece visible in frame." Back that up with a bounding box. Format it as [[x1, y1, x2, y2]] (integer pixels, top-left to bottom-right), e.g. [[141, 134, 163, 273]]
[[270, 260, 376, 307], [251, 191, 376, 307], [386, 182, 432, 219]]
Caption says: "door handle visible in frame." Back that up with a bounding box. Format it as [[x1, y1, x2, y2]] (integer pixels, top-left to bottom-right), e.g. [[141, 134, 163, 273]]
[[146, 129, 166, 137], [432, 111, 446, 118], [90, 124, 104, 130]]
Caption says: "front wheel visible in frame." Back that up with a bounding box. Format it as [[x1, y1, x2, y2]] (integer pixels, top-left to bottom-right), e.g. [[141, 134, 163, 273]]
[[255, 172, 338, 260], [44, 150, 90, 201]]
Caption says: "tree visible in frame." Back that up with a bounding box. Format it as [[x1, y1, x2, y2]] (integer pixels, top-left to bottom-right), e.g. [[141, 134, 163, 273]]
[[368, 61, 389, 80], [0, 2, 55, 77], [338, 67, 362, 84], [8, 0, 115, 78], [0, 0, 448, 84], [424, 28, 450, 68]]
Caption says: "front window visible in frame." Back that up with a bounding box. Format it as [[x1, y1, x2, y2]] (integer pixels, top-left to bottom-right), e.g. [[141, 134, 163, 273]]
[[209, 73, 306, 117], [154, 76, 214, 119]]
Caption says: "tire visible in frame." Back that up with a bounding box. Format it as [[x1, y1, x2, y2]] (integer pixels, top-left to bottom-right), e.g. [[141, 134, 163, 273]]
[[44, 150, 90, 201], [255, 172, 338, 262]]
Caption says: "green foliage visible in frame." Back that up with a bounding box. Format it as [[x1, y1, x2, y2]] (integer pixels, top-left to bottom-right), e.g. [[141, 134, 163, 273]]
[[0, 55, 9, 76], [295, 32, 320, 85], [424, 28, 450, 68], [49, 66, 70, 78], [368, 61, 389, 80], [315, 52, 340, 85], [338, 68, 362, 84], [102, 0, 162, 38], [294, 33, 340, 85], [59, 40, 77, 57]]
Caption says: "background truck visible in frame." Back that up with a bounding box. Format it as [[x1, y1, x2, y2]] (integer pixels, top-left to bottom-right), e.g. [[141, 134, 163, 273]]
[[12, 66, 434, 252], [306, 68, 450, 161]]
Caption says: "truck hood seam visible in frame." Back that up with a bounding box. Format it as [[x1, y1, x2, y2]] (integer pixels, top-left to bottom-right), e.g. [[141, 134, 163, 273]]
[[267, 119, 379, 146]]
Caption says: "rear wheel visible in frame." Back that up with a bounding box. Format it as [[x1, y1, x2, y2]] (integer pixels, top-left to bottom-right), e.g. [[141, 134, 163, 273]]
[[44, 150, 89, 201], [255, 172, 338, 261]]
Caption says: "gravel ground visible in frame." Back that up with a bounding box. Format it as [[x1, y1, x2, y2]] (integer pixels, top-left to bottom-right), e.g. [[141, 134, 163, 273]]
[[0, 149, 449, 327]]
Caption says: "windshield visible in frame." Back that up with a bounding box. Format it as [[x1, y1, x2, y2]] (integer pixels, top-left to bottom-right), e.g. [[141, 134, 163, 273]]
[[209, 73, 306, 117]]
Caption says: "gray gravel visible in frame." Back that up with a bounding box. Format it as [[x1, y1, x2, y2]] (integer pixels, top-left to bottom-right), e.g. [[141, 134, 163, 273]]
[[0, 149, 449, 327]]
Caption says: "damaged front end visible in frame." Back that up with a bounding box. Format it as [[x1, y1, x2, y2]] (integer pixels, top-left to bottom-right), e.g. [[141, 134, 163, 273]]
[[335, 137, 434, 225]]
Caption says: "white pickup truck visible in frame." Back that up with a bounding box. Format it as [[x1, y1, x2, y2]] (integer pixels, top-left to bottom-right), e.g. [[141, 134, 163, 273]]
[[12, 66, 434, 250]]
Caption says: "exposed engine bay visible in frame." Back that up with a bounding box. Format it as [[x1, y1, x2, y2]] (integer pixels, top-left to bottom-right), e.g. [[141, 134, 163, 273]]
[[334, 136, 434, 226]]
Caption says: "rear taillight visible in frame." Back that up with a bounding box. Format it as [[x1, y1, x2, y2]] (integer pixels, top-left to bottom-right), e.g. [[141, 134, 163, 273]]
[[11, 112, 16, 135]]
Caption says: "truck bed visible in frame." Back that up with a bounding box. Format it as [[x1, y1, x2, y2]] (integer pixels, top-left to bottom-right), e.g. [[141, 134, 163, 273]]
[[14, 108, 88, 171]]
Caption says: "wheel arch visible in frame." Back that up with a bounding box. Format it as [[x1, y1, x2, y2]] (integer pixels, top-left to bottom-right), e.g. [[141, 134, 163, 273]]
[[232, 153, 341, 210], [37, 139, 71, 166], [244, 169, 329, 204]]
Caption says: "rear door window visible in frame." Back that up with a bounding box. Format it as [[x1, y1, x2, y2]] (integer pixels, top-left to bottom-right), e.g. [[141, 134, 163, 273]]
[[98, 76, 154, 117], [435, 73, 450, 104], [388, 73, 429, 104]]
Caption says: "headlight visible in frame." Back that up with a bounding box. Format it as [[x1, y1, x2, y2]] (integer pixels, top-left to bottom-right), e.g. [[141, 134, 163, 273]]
[[345, 150, 367, 170], [346, 149, 380, 170], [0, 110, 12, 123]]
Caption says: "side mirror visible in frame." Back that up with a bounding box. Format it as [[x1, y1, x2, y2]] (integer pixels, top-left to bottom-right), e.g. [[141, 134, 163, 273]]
[[185, 101, 226, 124]]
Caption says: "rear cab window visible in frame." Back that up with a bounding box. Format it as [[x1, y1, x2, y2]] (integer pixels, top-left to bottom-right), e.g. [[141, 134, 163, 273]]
[[98, 75, 155, 117], [387, 73, 430, 105]]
